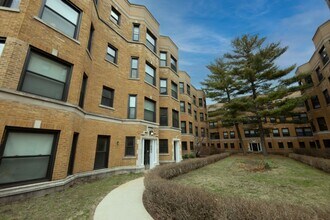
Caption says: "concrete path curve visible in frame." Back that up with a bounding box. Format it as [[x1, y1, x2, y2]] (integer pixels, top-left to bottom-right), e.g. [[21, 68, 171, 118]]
[[94, 177, 153, 220]]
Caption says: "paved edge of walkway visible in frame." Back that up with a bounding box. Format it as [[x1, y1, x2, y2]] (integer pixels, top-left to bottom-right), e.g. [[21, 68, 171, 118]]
[[93, 177, 153, 220]]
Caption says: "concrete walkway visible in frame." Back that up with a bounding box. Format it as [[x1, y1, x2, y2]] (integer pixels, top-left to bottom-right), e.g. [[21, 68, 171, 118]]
[[94, 177, 153, 220]]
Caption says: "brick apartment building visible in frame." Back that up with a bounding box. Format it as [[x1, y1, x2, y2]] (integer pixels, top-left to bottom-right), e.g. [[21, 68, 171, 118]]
[[208, 20, 330, 153], [0, 0, 208, 190]]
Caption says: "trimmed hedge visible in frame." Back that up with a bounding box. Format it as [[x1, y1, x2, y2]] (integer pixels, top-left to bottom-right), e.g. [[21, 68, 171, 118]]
[[289, 153, 330, 173], [144, 153, 330, 220], [293, 148, 330, 159]]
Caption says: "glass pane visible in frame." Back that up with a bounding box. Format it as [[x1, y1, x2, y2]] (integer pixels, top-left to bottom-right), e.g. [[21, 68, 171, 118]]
[[0, 42, 4, 56], [42, 7, 76, 37], [107, 47, 116, 57], [131, 69, 138, 78], [101, 97, 111, 106], [129, 96, 136, 107], [94, 153, 106, 169], [160, 80, 167, 87], [46, 0, 78, 24], [4, 132, 54, 156], [145, 74, 154, 85], [0, 157, 49, 184], [144, 110, 154, 122], [146, 33, 155, 45], [28, 52, 68, 83], [144, 100, 155, 111], [129, 108, 136, 119], [160, 52, 166, 60], [131, 59, 138, 68], [22, 72, 65, 100], [11, 0, 20, 8], [133, 26, 139, 34], [103, 88, 113, 99], [111, 10, 119, 21], [160, 60, 166, 67], [145, 64, 154, 77], [106, 54, 115, 63]]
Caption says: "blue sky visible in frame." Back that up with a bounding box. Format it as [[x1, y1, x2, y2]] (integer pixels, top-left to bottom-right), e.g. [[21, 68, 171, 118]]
[[130, 0, 329, 89]]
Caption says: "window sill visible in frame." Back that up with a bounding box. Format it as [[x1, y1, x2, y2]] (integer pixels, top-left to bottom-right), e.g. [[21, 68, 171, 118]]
[[104, 58, 119, 67], [144, 81, 158, 90], [0, 6, 20, 12], [123, 156, 136, 160], [159, 153, 170, 156], [171, 96, 179, 102], [33, 16, 81, 45], [99, 105, 115, 111], [128, 78, 140, 81], [160, 94, 169, 97]]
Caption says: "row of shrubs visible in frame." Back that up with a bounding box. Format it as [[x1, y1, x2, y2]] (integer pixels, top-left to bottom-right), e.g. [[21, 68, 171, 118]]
[[289, 153, 330, 173], [293, 148, 330, 159], [144, 153, 330, 220]]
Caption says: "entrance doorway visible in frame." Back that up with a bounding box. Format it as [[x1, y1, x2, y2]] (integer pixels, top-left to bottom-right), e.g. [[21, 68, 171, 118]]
[[173, 140, 181, 163], [249, 143, 262, 152], [144, 140, 151, 169]]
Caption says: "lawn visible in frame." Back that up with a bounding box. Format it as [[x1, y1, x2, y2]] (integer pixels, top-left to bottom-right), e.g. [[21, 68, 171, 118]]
[[0, 173, 143, 220], [174, 155, 330, 210]]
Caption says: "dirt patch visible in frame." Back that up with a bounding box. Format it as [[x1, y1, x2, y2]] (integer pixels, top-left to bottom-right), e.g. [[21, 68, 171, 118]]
[[238, 159, 271, 172]]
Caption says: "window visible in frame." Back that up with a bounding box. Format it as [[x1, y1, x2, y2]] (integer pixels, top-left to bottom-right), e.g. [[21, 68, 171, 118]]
[[160, 79, 167, 95], [319, 46, 329, 65], [268, 142, 272, 148], [223, 132, 229, 139], [187, 84, 191, 95], [273, 129, 280, 137], [305, 100, 310, 111], [110, 6, 120, 25], [180, 101, 185, 112], [106, 44, 118, 63], [299, 142, 306, 148], [182, 141, 187, 151], [278, 142, 284, 149], [179, 82, 184, 94], [78, 73, 88, 108], [130, 58, 139, 78], [172, 110, 179, 128], [94, 136, 110, 170], [217, 143, 221, 148], [230, 131, 235, 139], [0, 128, 58, 186], [181, 121, 186, 134], [40, 0, 80, 38], [68, 132, 78, 176], [224, 143, 228, 149], [316, 140, 321, 149], [87, 24, 94, 52], [190, 142, 194, 150], [199, 98, 203, 107], [195, 126, 198, 136], [144, 98, 156, 122], [171, 81, 178, 99], [287, 142, 293, 148], [160, 52, 167, 67], [295, 127, 313, 136], [188, 103, 192, 114], [170, 56, 177, 72], [189, 122, 193, 134], [230, 143, 235, 149], [101, 86, 114, 107], [210, 132, 220, 139], [317, 117, 328, 131], [132, 24, 140, 41], [159, 139, 168, 154], [209, 122, 217, 129], [128, 95, 137, 119], [310, 141, 316, 148], [146, 30, 156, 52], [201, 128, 205, 137], [304, 75, 313, 86], [145, 63, 156, 86], [0, 38, 5, 56], [0, 0, 20, 8], [279, 116, 286, 123], [282, 128, 290, 137], [125, 137, 135, 156], [160, 108, 168, 126], [20, 50, 71, 101], [200, 113, 204, 121], [323, 89, 330, 104], [316, 67, 324, 82], [194, 111, 197, 121], [323, 139, 330, 148], [311, 96, 321, 109], [244, 129, 259, 138], [270, 117, 276, 123]]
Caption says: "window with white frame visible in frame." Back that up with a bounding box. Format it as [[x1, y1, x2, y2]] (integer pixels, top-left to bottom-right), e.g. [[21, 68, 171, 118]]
[[160, 52, 167, 67], [146, 30, 156, 52], [106, 44, 118, 63], [130, 57, 139, 78], [128, 95, 137, 119], [160, 79, 167, 95], [132, 23, 140, 41], [145, 63, 156, 85], [110, 6, 120, 25]]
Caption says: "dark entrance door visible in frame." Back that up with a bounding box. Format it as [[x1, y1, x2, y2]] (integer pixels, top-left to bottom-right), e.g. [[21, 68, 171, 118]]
[[252, 143, 259, 152], [67, 132, 79, 175], [94, 136, 110, 170], [144, 140, 150, 168], [173, 142, 177, 162]]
